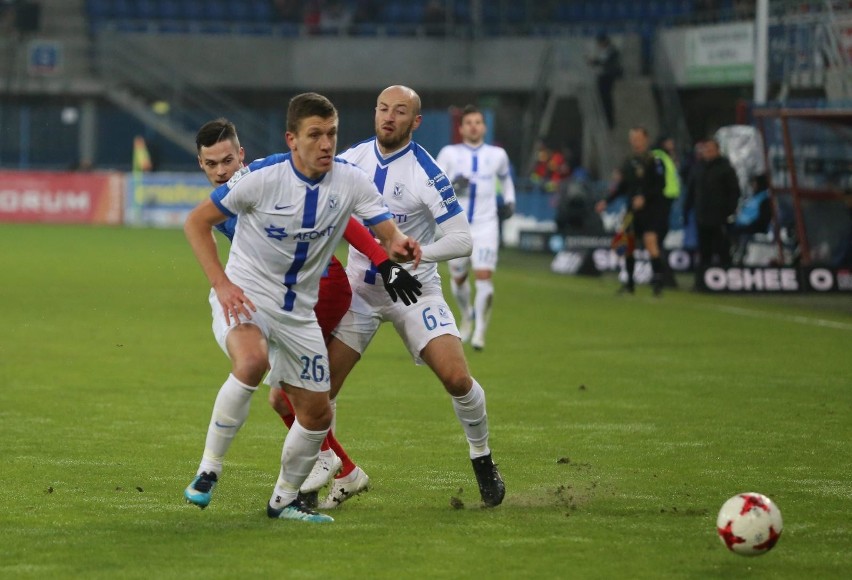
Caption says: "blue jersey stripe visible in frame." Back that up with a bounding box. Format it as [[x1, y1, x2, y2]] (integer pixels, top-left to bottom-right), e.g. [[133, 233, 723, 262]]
[[373, 165, 389, 194], [283, 241, 310, 311], [467, 154, 478, 223], [302, 186, 319, 228]]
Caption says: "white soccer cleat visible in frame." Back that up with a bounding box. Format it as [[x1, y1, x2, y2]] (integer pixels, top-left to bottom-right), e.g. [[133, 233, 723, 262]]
[[319, 466, 370, 509], [459, 311, 474, 343], [300, 449, 342, 493], [471, 332, 485, 351]]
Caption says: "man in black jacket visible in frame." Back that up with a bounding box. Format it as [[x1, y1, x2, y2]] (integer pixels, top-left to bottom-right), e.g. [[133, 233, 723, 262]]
[[683, 138, 740, 287], [596, 126, 668, 295]]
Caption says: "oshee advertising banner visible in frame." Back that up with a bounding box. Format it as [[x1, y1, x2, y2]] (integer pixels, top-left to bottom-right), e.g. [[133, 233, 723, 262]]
[[0, 170, 123, 224], [125, 173, 211, 228], [699, 267, 852, 293]]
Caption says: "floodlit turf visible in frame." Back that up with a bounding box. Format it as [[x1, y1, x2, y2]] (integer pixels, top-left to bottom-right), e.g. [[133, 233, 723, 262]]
[[1, 224, 850, 579]]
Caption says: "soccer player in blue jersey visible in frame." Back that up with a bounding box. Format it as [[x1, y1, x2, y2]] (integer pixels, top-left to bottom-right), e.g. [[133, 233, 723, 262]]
[[182, 93, 421, 523], [324, 86, 505, 509], [437, 105, 516, 351]]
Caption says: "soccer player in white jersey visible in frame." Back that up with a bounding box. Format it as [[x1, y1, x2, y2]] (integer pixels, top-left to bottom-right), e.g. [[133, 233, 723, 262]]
[[326, 86, 505, 509], [436, 105, 516, 351], [182, 93, 421, 523]]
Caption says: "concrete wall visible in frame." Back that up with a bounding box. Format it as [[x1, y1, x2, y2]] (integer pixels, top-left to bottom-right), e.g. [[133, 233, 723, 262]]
[[97, 33, 584, 92]]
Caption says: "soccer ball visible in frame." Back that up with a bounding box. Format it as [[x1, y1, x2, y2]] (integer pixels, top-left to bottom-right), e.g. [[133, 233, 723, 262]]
[[716, 493, 783, 556]]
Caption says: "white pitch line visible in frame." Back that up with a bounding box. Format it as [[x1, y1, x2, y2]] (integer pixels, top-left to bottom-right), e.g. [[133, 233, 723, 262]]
[[708, 304, 852, 330]]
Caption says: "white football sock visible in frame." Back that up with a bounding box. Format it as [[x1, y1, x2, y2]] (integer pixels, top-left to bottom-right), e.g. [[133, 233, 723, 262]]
[[451, 277, 472, 319], [270, 419, 329, 508], [473, 279, 494, 339], [198, 373, 257, 475], [451, 379, 491, 458]]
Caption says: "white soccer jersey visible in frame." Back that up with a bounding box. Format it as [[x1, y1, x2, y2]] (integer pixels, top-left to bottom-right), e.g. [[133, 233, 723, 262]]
[[436, 143, 515, 226], [210, 153, 392, 321], [338, 138, 464, 285]]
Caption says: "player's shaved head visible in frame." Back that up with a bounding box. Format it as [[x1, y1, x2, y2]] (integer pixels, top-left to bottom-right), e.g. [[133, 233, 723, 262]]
[[378, 85, 421, 117], [374, 85, 423, 153]]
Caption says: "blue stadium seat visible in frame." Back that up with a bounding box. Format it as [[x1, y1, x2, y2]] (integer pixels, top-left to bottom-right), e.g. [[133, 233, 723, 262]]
[[182, 0, 204, 22], [453, 0, 470, 24], [482, 2, 499, 24], [157, 0, 181, 21], [112, 0, 134, 19], [555, 2, 583, 23], [231, 1, 252, 21], [135, 0, 157, 20], [248, 0, 274, 23], [207, 0, 228, 22], [86, 0, 112, 19]]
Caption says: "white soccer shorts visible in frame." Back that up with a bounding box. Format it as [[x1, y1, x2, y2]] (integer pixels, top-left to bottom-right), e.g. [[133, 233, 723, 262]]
[[332, 278, 460, 365], [209, 289, 330, 392], [449, 220, 499, 277]]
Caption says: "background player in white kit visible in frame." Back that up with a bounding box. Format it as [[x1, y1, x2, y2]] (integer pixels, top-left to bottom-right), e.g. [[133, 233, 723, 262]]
[[326, 86, 505, 509], [436, 105, 516, 351], [182, 92, 420, 523]]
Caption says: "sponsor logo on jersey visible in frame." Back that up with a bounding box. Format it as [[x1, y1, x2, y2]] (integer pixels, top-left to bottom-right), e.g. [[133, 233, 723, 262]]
[[292, 225, 336, 241], [391, 213, 408, 224], [426, 172, 447, 187], [440, 194, 458, 208], [226, 165, 251, 188], [265, 225, 288, 240]]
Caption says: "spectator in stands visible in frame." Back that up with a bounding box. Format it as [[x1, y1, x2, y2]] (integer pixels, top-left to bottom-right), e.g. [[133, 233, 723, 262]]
[[530, 141, 570, 193], [423, 0, 447, 37], [302, 0, 323, 34], [682, 138, 740, 287], [352, 0, 380, 27], [588, 32, 623, 130], [273, 0, 302, 23], [319, 0, 352, 35]]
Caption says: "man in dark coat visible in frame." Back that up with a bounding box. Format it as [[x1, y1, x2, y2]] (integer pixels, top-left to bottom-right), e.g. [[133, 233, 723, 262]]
[[683, 138, 741, 287]]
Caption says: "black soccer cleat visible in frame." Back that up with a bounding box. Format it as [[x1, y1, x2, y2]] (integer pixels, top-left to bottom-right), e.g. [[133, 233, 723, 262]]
[[471, 454, 505, 507]]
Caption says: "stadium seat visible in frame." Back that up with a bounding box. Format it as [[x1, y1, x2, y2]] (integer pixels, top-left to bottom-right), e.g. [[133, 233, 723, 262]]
[[248, 0, 274, 23], [135, 0, 157, 20], [206, 0, 228, 22], [86, 0, 112, 20], [231, 1, 252, 22], [157, 0, 181, 21], [182, 0, 204, 22], [112, 0, 133, 19]]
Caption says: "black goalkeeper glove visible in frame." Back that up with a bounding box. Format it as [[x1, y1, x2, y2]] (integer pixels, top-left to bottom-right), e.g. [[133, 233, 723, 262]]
[[498, 202, 515, 221], [377, 260, 422, 306]]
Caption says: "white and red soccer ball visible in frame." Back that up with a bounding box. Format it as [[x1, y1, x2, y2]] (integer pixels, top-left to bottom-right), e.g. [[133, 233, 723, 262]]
[[716, 492, 783, 556]]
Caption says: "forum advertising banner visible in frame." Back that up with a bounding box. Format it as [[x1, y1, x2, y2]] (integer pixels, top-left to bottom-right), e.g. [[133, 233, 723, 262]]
[[0, 170, 123, 224]]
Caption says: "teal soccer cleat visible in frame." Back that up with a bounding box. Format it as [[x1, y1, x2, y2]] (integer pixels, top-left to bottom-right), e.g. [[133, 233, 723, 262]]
[[184, 471, 218, 509], [267, 499, 334, 523]]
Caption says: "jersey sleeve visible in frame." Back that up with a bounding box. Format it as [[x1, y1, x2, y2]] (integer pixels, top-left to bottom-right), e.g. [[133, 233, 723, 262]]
[[436, 146, 453, 178], [343, 216, 388, 266], [497, 148, 516, 205], [414, 145, 463, 225], [210, 164, 258, 217]]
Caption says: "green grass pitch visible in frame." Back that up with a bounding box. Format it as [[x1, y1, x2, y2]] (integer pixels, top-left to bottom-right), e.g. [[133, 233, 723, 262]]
[[1, 224, 850, 579]]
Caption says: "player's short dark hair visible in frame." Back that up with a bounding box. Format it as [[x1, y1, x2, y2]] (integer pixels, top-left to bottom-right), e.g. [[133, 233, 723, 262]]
[[460, 104, 483, 122], [196, 118, 239, 153], [287, 92, 337, 134], [629, 126, 649, 137]]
